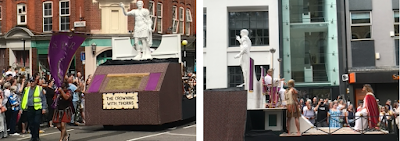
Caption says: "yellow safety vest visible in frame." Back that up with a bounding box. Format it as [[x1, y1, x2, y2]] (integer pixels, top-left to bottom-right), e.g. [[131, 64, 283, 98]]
[[21, 86, 42, 110]]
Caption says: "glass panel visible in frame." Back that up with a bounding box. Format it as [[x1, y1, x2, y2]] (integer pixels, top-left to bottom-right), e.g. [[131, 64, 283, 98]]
[[395, 25, 399, 36], [186, 22, 190, 35], [351, 26, 371, 39], [268, 114, 277, 126], [157, 18, 161, 32], [21, 16, 25, 22], [351, 12, 371, 24], [157, 3, 162, 16], [149, 2, 154, 15], [228, 11, 269, 46], [395, 11, 399, 23]]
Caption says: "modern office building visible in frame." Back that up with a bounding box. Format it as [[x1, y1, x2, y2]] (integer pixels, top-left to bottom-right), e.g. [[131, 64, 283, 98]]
[[344, 0, 399, 106], [203, 0, 280, 89], [278, 0, 344, 100]]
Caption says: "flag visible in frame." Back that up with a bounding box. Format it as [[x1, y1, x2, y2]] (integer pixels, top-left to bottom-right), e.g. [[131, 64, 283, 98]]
[[48, 32, 87, 87]]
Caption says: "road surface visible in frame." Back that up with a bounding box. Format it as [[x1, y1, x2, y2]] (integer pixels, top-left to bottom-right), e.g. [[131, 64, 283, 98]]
[[1, 122, 196, 141]]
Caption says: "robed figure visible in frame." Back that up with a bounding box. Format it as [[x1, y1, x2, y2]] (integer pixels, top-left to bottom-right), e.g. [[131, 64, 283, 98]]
[[234, 29, 251, 89], [354, 84, 379, 131], [120, 0, 153, 60]]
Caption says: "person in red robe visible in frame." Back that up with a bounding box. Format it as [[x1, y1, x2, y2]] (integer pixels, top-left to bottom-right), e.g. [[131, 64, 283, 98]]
[[354, 84, 379, 131]]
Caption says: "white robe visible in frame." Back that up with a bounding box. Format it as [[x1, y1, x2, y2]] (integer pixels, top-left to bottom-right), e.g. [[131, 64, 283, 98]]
[[354, 98, 369, 131]]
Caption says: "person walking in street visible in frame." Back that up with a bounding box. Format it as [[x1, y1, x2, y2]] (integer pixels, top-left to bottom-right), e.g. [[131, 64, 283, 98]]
[[44, 80, 55, 127], [53, 81, 73, 141], [20, 78, 47, 141], [285, 79, 301, 135]]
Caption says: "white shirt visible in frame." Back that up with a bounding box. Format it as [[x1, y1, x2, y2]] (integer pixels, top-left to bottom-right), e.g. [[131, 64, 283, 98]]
[[264, 75, 280, 86], [2, 89, 11, 107], [279, 88, 286, 105]]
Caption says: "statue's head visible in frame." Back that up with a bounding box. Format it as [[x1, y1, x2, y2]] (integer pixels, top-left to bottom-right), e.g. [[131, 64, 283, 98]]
[[240, 29, 249, 37], [137, 0, 144, 9]]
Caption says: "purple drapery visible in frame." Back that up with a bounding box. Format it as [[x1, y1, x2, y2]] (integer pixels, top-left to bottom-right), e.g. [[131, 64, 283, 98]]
[[48, 32, 87, 87]]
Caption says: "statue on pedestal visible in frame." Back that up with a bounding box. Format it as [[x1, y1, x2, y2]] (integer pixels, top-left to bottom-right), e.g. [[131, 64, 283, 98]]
[[120, 0, 153, 60], [234, 29, 251, 89]]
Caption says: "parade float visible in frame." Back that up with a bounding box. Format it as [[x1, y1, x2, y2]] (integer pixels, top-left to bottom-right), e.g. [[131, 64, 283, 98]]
[[204, 29, 397, 141], [81, 1, 195, 128]]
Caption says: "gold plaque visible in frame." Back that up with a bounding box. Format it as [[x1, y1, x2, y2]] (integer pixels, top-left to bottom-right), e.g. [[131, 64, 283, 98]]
[[105, 73, 149, 90]]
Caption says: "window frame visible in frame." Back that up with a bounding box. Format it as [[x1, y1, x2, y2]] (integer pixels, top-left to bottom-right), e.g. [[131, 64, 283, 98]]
[[157, 3, 163, 33], [17, 3, 27, 25], [179, 7, 184, 35], [394, 10, 399, 37], [43, 1, 53, 32], [0, 6, 2, 20], [228, 11, 270, 47], [149, 1, 156, 32], [185, 8, 192, 36], [172, 6, 178, 33], [350, 11, 372, 40], [59, 0, 70, 31], [227, 66, 244, 88]]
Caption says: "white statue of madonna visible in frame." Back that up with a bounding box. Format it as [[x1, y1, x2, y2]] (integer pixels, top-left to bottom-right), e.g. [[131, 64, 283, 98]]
[[120, 0, 153, 60], [234, 29, 252, 89]]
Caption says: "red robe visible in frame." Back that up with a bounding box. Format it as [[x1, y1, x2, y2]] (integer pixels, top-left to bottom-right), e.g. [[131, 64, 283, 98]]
[[364, 93, 379, 128]]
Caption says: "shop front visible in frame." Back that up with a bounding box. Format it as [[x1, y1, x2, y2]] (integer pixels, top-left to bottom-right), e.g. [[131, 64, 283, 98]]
[[348, 70, 399, 107]]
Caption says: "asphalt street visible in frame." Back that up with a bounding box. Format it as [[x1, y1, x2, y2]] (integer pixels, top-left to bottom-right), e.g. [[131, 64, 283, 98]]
[[0, 122, 196, 141]]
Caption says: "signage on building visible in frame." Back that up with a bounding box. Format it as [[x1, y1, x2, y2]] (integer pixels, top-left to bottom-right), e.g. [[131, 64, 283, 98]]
[[102, 92, 139, 110], [81, 52, 85, 64], [74, 21, 86, 27]]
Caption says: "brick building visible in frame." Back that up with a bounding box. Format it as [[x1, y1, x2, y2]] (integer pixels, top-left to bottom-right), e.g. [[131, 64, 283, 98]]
[[0, 0, 196, 79]]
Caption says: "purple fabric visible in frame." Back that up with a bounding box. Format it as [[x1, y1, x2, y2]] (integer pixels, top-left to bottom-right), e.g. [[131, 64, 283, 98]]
[[48, 32, 87, 87], [145, 73, 162, 91], [87, 74, 106, 93], [249, 58, 254, 90]]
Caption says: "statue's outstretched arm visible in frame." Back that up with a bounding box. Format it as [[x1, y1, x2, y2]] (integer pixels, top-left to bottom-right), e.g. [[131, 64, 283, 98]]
[[120, 2, 133, 16]]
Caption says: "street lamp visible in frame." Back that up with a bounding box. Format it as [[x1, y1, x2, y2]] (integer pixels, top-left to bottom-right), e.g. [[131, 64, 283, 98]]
[[182, 40, 188, 69], [21, 38, 26, 68], [269, 48, 276, 107], [91, 43, 97, 56]]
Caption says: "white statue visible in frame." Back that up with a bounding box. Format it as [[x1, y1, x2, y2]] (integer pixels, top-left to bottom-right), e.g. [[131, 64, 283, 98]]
[[120, 0, 153, 60], [234, 29, 251, 89]]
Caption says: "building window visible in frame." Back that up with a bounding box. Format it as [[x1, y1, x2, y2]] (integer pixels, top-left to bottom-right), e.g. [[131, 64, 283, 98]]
[[179, 7, 184, 34], [172, 6, 178, 33], [157, 3, 162, 33], [59, 0, 70, 31], [149, 1, 156, 32], [17, 4, 27, 25], [204, 67, 206, 90], [350, 12, 372, 40], [395, 11, 399, 36], [15, 51, 30, 67], [185, 9, 192, 35], [255, 65, 270, 81], [204, 8, 206, 48], [228, 66, 243, 88], [228, 11, 269, 47], [43, 2, 53, 32]]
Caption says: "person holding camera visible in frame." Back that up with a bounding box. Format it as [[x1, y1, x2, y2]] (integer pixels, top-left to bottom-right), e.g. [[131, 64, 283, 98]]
[[314, 98, 329, 127]]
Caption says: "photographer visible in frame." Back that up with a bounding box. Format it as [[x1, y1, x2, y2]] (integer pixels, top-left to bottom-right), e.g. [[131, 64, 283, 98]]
[[314, 99, 329, 127]]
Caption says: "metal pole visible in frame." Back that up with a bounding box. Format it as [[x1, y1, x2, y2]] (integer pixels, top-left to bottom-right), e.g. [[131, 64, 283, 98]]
[[184, 45, 187, 71], [23, 39, 25, 67]]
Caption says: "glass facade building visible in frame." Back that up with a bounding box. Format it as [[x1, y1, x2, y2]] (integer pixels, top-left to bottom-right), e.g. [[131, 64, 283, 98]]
[[281, 0, 340, 99]]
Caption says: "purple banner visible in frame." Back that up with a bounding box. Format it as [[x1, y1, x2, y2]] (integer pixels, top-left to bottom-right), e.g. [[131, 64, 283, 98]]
[[87, 74, 106, 93], [145, 73, 162, 91], [48, 32, 87, 87], [249, 58, 254, 91]]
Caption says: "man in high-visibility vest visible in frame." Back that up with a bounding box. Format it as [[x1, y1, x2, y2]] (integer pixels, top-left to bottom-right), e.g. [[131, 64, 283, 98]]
[[20, 78, 47, 141]]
